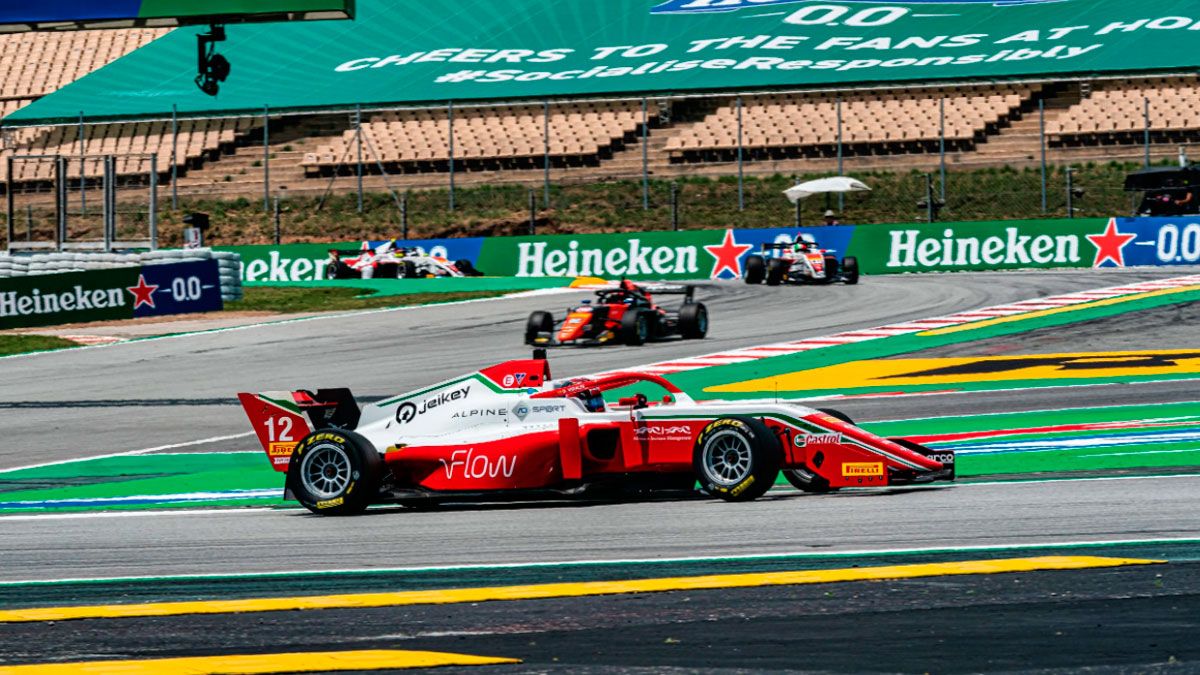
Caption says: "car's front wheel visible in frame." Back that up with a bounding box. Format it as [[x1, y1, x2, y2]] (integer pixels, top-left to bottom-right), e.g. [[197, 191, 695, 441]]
[[744, 255, 766, 284], [286, 430, 384, 516], [694, 417, 781, 502], [766, 258, 789, 286]]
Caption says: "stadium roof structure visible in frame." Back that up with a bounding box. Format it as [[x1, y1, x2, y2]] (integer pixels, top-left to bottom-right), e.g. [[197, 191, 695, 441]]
[[6, 0, 1200, 125]]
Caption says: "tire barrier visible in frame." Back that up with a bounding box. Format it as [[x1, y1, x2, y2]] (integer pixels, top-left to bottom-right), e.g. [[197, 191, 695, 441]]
[[0, 248, 243, 302]]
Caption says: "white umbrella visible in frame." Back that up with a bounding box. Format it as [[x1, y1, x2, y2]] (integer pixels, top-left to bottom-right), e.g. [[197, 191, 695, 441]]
[[784, 176, 871, 204]]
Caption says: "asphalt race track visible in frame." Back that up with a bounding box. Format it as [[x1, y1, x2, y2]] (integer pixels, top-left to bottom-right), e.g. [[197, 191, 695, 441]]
[[2, 268, 1199, 673], [2, 268, 1198, 470]]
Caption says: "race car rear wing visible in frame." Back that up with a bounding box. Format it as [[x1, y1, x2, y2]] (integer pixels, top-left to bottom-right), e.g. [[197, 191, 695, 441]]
[[639, 284, 697, 302], [238, 388, 361, 473]]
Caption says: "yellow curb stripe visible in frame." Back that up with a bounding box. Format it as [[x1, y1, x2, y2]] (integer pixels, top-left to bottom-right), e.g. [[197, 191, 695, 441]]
[[920, 285, 1200, 336], [0, 649, 519, 675], [0, 556, 1160, 624]]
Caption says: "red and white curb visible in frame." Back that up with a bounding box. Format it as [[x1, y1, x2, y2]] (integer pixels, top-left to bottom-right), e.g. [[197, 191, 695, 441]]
[[59, 335, 127, 346], [618, 274, 1200, 377]]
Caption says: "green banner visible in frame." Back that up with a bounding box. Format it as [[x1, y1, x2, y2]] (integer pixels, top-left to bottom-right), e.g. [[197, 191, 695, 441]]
[[0, 261, 224, 329], [855, 217, 1109, 274], [8, 0, 1200, 123], [219, 243, 354, 282]]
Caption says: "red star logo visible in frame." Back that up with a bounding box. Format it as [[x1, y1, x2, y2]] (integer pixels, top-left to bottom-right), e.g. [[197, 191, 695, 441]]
[[126, 274, 159, 310], [704, 229, 753, 278], [1086, 218, 1137, 268]]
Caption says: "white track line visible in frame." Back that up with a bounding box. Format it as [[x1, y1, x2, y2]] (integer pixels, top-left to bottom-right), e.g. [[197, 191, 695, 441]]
[[0, 432, 254, 474]]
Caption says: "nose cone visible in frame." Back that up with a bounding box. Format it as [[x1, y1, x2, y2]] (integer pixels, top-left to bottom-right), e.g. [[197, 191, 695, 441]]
[[558, 311, 591, 342]]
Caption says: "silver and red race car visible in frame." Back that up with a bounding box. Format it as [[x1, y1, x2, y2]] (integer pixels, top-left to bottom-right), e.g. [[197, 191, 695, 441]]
[[327, 240, 482, 279], [745, 233, 859, 286], [238, 353, 954, 515]]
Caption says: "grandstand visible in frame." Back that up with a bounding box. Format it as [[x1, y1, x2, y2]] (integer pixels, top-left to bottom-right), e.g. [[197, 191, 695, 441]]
[[2, 20, 1199, 201]]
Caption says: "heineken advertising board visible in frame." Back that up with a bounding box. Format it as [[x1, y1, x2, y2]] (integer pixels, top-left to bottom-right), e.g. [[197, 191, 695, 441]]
[[224, 216, 1189, 284], [221, 237, 484, 282], [0, 260, 223, 330], [9, 0, 1200, 122]]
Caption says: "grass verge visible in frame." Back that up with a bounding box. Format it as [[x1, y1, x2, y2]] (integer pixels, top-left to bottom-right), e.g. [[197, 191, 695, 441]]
[[0, 334, 79, 356], [225, 287, 509, 313]]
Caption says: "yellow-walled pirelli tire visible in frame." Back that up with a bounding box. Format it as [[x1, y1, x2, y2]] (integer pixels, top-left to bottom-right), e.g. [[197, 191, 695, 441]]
[[286, 429, 384, 516], [693, 417, 781, 502]]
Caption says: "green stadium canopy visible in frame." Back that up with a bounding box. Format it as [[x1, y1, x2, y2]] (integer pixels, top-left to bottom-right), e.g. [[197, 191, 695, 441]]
[[7, 0, 1200, 124]]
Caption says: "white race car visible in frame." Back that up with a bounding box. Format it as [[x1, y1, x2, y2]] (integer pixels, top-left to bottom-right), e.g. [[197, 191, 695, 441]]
[[327, 241, 482, 279]]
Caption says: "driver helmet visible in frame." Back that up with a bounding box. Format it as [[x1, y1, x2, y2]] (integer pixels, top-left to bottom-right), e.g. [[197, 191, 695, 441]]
[[583, 388, 605, 412]]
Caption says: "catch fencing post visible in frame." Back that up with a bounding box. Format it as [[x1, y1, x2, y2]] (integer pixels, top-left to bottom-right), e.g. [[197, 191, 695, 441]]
[[642, 97, 649, 211], [448, 101, 456, 212], [670, 182, 679, 231], [400, 192, 409, 240], [4, 156, 13, 246], [100, 156, 113, 251], [78, 111, 86, 216], [528, 188, 536, 235], [939, 98, 947, 203], [794, 177, 802, 227], [27, 204, 33, 242], [544, 100, 551, 209], [149, 155, 158, 249], [56, 155, 69, 249], [1066, 166, 1076, 219], [1144, 97, 1152, 167], [1039, 99, 1047, 214], [263, 105, 271, 212], [273, 195, 282, 245], [170, 104, 178, 210], [355, 104, 364, 213], [836, 96, 844, 213], [737, 96, 745, 212]]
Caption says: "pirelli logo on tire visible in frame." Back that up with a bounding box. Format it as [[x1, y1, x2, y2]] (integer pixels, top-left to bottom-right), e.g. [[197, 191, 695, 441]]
[[842, 462, 884, 478]]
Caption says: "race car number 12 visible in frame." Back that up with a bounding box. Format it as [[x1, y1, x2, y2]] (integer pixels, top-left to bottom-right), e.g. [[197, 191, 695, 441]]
[[266, 416, 294, 442]]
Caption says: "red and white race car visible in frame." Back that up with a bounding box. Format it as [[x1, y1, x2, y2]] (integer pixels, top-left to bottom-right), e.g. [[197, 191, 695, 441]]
[[327, 240, 482, 279], [238, 353, 953, 515], [745, 234, 859, 286]]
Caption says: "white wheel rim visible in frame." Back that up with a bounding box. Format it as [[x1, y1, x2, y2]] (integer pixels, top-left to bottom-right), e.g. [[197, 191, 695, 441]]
[[701, 429, 753, 487]]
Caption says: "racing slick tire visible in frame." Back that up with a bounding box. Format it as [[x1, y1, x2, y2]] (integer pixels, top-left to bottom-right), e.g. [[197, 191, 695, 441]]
[[693, 417, 782, 502], [824, 255, 840, 281], [744, 255, 766, 284], [621, 309, 650, 346], [455, 259, 483, 276], [326, 261, 355, 280], [841, 256, 860, 285], [891, 438, 956, 481], [782, 406, 854, 493], [286, 429, 384, 516], [400, 260, 418, 279], [525, 311, 555, 345], [782, 466, 836, 493], [816, 407, 854, 425], [766, 258, 789, 286], [678, 302, 709, 340]]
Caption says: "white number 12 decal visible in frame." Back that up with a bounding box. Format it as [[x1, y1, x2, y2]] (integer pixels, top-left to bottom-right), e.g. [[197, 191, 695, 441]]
[[266, 416, 294, 442]]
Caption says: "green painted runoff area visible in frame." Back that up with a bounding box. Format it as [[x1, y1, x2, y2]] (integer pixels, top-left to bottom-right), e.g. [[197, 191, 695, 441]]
[[245, 277, 587, 296], [1, 401, 1196, 513], [671, 288, 1200, 400]]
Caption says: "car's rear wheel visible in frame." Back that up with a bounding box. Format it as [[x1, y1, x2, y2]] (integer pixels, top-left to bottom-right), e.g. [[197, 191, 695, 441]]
[[694, 417, 781, 502], [842, 256, 860, 285], [678, 302, 708, 339], [287, 430, 383, 516], [744, 255, 766, 284], [455, 259, 482, 276], [766, 258, 789, 286], [399, 261, 418, 279], [525, 311, 554, 344], [326, 261, 354, 279], [621, 309, 650, 346]]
